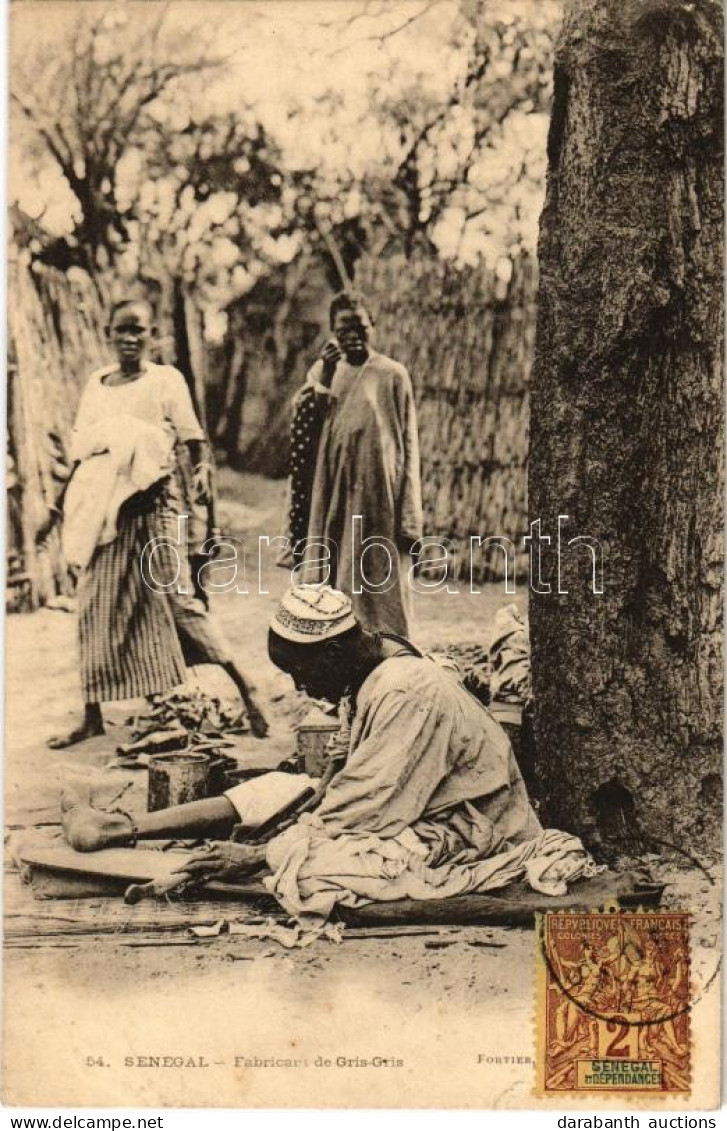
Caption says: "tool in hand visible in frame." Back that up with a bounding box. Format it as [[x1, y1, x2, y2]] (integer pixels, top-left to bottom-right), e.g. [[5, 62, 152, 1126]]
[[123, 871, 193, 905]]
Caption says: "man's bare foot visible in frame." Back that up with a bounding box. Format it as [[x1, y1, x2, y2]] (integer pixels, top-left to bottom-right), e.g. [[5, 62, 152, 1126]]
[[60, 786, 93, 813], [48, 718, 105, 749], [62, 804, 135, 852]]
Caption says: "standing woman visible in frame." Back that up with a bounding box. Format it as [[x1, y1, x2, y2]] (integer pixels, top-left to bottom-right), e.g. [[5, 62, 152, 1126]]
[[49, 297, 268, 747], [283, 292, 423, 637]]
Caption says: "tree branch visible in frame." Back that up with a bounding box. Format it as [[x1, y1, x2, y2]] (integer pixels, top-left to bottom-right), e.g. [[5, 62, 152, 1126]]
[[10, 92, 74, 174], [325, 0, 442, 58]]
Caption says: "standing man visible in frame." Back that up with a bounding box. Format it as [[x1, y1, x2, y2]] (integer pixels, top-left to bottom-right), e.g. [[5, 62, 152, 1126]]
[[283, 292, 423, 637]]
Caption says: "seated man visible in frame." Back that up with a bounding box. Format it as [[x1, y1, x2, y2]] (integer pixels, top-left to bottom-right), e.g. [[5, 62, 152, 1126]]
[[62, 586, 598, 921]]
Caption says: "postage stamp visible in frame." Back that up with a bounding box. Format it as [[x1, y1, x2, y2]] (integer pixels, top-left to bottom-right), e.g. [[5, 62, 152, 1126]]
[[536, 910, 691, 1097]]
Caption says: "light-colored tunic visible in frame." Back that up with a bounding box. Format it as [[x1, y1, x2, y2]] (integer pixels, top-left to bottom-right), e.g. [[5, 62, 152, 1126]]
[[263, 658, 599, 924], [70, 363, 229, 702], [71, 362, 204, 454], [315, 655, 540, 850], [302, 351, 423, 636]]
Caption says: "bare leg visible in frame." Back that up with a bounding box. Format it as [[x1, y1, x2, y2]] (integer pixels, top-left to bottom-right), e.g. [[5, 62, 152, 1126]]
[[221, 661, 269, 738], [166, 580, 269, 738], [48, 702, 104, 749], [62, 795, 238, 852], [137, 797, 238, 839]]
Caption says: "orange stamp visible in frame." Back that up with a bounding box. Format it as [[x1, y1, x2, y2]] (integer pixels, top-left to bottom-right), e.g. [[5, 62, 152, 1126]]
[[536, 910, 691, 1097]]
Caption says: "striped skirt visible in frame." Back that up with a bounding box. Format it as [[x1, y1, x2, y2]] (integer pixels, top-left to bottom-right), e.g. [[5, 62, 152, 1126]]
[[78, 490, 186, 704]]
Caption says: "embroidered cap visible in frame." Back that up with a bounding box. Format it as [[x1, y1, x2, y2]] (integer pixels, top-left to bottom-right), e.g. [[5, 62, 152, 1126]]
[[270, 585, 358, 644]]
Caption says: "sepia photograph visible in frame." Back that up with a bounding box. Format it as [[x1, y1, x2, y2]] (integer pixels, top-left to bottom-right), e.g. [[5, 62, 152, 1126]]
[[3, 0, 723, 1111]]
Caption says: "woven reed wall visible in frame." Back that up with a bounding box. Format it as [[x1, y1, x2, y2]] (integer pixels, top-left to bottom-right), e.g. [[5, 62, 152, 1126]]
[[7, 253, 110, 607], [7, 249, 537, 603], [357, 252, 536, 582]]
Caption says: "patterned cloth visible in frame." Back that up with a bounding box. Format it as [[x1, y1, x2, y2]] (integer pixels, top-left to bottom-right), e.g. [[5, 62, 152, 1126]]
[[78, 483, 234, 703], [159, 476, 232, 669], [286, 384, 327, 560], [78, 488, 186, 703]]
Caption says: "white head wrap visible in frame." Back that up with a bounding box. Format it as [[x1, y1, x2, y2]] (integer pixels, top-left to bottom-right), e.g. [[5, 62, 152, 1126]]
[[270, 585, 357, 644]]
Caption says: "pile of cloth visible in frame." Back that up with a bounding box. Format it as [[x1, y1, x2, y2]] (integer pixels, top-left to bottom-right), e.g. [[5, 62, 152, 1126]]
[[254, 631, 601, 930], [489, 604, 531, 705], [125, 687, 249, 742], [62, 414, 173, 571], [115, 688, 247, 772], [265, 821, 602, 927]]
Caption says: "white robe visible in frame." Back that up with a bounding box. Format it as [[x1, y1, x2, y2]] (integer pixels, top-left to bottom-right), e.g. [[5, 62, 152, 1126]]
[[303, 351, 423, 636]]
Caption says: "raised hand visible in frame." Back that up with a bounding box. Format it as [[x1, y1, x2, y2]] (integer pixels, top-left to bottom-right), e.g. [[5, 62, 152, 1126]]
[[319, 338, 343, 386]]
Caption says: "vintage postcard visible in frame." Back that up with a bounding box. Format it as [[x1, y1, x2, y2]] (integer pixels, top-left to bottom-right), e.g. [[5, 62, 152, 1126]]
[[4, 0, 723, 1111]]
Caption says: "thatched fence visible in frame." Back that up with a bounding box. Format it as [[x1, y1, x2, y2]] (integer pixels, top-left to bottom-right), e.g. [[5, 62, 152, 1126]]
[[358, 252, 536, 582], [7, 252, 110, 607], [7, 247, 536, 606], [214, 250, 537, 582]]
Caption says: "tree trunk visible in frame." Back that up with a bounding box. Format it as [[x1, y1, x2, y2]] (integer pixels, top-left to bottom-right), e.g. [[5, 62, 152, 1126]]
[[529, 0, 723, 856], [213, 335, 248, 465], [171, 277, 205, 424]]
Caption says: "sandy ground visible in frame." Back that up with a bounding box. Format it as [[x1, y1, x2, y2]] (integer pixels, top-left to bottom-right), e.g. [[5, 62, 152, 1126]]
[[3, 474, 722, 1108]]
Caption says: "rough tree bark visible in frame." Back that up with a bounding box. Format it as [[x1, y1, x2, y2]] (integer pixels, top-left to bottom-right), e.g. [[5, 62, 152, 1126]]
[[529, 0, 723, 856]]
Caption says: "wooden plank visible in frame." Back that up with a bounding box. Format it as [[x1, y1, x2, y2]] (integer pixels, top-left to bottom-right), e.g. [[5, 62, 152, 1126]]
[[338, 873, 664, 928], [16, 843, 191, 882], [25, 871, 131, 900], [10, 843, 664, 939]]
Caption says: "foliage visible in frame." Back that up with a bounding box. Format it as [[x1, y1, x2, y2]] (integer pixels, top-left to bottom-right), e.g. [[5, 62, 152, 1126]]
[[11, 0, 560, 294], [359, 0, 558, 260], [10, 3, 228, 270], [124, 109, 293, 305]]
